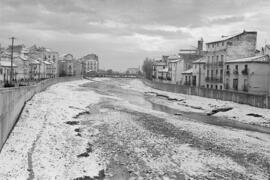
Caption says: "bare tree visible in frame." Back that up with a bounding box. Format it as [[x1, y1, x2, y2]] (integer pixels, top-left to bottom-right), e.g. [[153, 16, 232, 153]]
[[142, 58, 153, 80]]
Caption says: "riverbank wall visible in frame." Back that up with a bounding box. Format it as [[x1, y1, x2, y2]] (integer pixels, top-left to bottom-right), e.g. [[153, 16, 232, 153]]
[[0, 76, 82, 151], [143, 79, 270, 109]]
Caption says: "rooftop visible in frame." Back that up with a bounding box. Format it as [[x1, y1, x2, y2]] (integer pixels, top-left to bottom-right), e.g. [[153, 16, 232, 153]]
[[206, 30, 257, 44], [193, 58, 206, 64], [0, 61, 17, 67], [182, 68, 193, 74], [226, 55, 269, 64], [158, 68, 168, 73]]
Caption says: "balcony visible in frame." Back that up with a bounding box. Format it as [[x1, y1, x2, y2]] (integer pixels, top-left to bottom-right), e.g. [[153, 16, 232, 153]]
[[184, 81, 191, 86], [242, 68, 249, 75], [233, 69, 239, 75], [225, 70, 230, 76], [205, 77, 223, 83], [218, 61, 224, 67]]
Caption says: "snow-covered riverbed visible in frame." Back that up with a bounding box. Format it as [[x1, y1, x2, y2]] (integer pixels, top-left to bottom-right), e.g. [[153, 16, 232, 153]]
[[0, 78, 270, 179]]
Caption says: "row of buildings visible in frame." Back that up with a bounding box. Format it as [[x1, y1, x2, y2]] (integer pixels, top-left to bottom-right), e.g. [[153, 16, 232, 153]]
[[0, 44, 99, 86], [152, 30, 270, 95]]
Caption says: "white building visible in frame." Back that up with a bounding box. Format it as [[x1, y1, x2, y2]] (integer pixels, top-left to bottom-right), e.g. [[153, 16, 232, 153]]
[[192, 58, 206, 87], [80, 54, 99, 74], [225, 55, 270, 94], [167, 55, 183, 84], [0, 61, 17, 85]]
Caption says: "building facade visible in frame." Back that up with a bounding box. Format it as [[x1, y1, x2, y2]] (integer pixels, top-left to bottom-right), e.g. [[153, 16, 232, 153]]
[[192, 58, 206, 87], [224, 55, 270, 94], [80, 54, 99, 74], [205, 30, 257, 90]]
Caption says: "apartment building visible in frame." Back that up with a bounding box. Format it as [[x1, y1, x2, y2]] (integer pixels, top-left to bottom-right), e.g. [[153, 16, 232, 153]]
[[192, 58, 206, 87], [205, 30, 257, 90], [224, 54, 270, 94], [80, 54, 99, 74], [152, 58, 167, 81]]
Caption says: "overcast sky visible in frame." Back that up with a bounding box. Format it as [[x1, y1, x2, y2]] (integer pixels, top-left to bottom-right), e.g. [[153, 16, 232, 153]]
[[1, 0, 270, 71]]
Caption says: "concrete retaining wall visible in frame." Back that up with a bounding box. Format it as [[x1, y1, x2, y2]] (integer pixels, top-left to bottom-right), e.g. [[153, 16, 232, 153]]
[[0, 77, 81, 151], [143, 79, 270, 109]]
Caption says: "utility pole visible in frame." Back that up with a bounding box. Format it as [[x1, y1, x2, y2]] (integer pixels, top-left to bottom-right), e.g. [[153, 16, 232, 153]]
[[9, 37, 15, 85]]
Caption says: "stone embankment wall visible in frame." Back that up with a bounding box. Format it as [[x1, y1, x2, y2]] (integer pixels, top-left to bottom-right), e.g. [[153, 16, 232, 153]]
[[143, 79, 270, 109], [0, 77, 81, 151]]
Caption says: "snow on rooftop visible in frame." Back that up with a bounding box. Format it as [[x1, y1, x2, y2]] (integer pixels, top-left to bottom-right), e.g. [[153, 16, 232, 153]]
[[206, 31, 257, 44], [0, 61, 17, 67], [193, 58, 206, 64], [226, 55, 269, 64], [182, 68, 193, 74], [158, 68, 168, 72]]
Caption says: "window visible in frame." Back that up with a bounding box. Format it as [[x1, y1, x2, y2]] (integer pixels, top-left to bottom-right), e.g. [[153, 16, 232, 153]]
[[222, 42, 224, 46], [216, 69, 218, 75], [211, 85, 213, 88], [226, 65, 229, 70], [203, 64, 205, 70], [215, 85, 218, 89], [221, 55, 224, 61], [227, 41, 233, 46], [220, 86, 222, 90], [216, 55, 219, 61], [207, 84, 209, 88], [163, 66, 165, 69], [244, 64, 248, 69], [212, 44, 214, 48], [0, 68, 2, 74], [235, 65, 238, 70], [207, 70, 209, 77]]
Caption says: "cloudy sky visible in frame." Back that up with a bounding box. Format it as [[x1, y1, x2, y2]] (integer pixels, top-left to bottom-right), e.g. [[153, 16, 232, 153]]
[[1, 0, 270, 71]]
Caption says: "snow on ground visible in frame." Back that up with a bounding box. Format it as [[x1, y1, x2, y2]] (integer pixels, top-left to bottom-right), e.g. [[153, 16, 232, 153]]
[[0, 80, 110, 179], [121, 79, 270, 127], [1, 78, 270, 179]]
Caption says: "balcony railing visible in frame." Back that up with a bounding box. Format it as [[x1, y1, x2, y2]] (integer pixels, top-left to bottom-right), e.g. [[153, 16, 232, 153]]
[[205, 77, 223, 83], [184, 81, 191, 86], [218, 61, 224, 67], [225, 70, 230, 76], [242, 68, 249, 75], [233, 69, 239, 75], [166, 77, 172, 81]]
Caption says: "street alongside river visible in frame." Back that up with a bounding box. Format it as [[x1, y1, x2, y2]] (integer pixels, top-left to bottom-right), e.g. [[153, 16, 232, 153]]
[[0, 78, 270, 180]]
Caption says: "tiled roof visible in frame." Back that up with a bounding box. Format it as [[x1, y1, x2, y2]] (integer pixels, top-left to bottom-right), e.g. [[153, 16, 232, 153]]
[[226, 55, 269, 64]]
